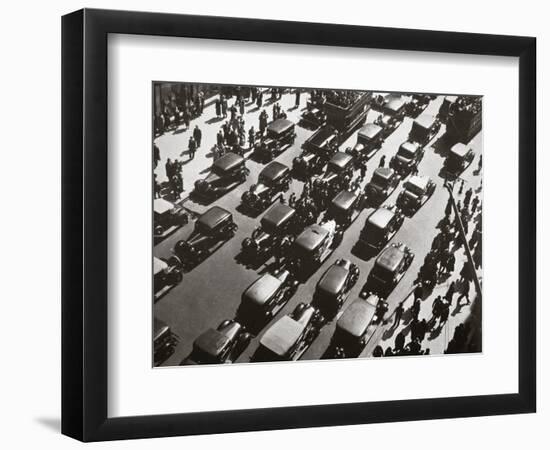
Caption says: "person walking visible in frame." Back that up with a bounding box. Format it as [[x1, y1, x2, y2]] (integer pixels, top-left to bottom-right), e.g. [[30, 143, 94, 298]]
[[457, 280, 471, 305], [215, 99, 221, 118], [188, 136, 196, 160], [248, 126, 255, 149], [193, 125, 202, 147], [379, 155, 386, 167], [391, 302, 405, 330], [295, 89, 301, 107]]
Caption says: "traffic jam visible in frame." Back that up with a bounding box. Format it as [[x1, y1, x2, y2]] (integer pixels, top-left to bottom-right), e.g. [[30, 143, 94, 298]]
[[153, 85, 482, 367]]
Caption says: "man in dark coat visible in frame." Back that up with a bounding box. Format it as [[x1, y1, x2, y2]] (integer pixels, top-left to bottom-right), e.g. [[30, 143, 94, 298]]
[[193, 125, 202, 147], [188, 136, 196, 160], [215, 99, 221, 117], [295, 89, 301, 107]]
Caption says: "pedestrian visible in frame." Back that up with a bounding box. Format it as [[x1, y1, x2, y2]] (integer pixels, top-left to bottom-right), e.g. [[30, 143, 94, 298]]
[[477, 154, 483, 172], [411, 297, 421, 322], [165, 157, 173, 179], [391, 302, 405, 330], [248, 126, 255, 149], [153, 144, 160, 168], [188, 136, 196, 160], [153, 174, 161, 199], [394, 332, 405, 353], [372, 346, 384, 357], [221, 99, 227, 118], [384, 347, 394, 357], [459, 179, 465, 195], [217, 129, 224, 147], [239, 99, 245, 116], [457, 281, 471, 305], [414, 283, 424, 301], [377, 300, 389, 325], [445, 281, 456, 304], [471, 195, 480, 214], [379, 155, 386, 167], [359, 161, 367, 180], [295, 89, 301, 107], [193, 125, 202, 147], [215, 99, 221, 117]]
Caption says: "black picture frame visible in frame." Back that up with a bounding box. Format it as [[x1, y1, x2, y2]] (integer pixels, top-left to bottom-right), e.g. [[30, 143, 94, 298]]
[[62, 8, 536, 442]]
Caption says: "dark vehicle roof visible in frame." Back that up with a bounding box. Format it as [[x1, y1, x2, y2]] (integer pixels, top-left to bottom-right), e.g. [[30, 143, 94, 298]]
[[243, 273, 283, 306], [329, 152, 354, 169], [373, 167, 394, 180], [154, 318, 170, 341], [413, 115, 437, 130], [368, 207, 395, 229], [450, 143, 470, 158], [260, 161, 289, 181], [337, 298, 376, 337], [213, 152, 244, 172], [194, 328, 230, 357], [331, 190, 358, 212], [295, 224, 330, 252], [197, 206, 232, 230], [267, 118, 295, 135], [261, 203, 295, 230], [358, 123, 383, 139], [375, 245, 405, 272], [317, 264, 349, 296]]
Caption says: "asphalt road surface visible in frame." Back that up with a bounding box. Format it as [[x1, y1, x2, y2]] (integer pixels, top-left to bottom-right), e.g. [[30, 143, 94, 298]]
[[153, 90, 482, 366]]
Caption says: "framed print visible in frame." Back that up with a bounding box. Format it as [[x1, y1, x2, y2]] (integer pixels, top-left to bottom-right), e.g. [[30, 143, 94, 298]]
[[61, 8, 536, 442]]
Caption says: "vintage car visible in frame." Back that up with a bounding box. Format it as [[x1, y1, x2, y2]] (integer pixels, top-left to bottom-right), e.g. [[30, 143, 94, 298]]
[[396, 175, 437, 214], [346, 123, 384, 162], [293, 126, 339, 177], [389, 141, 424, 176], [357, 205, 405, 252], [443, 143, 475, 178], [408, 115, 441, 146], [438, 95, 459, 123], [299, 103, 327, 129], [253, 303, 323, 362], [182, 320, 251, 365], [153, 256, 184, 301], [241, 161, 291, 212], [330, 294, 379, 357], [238, 269, 299, 327], [154, 317, 178, 366], [172, 206, 237, 266], [367, 242, 415, 296], [313, 151, 354, 193], [254, 118, 296, 162], [241, 203, 297, 260], [364, 167, 400, 204], [153, 198, 189, 241], [312, 259, 360, 318], [291, 220, 339, 277], [405, 94, 431, 117], [193, 152, 249, 199], [326, 187, 364, 228]]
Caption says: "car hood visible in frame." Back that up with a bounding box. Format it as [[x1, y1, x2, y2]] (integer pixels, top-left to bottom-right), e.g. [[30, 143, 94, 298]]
[[250, 183, 269, 196]]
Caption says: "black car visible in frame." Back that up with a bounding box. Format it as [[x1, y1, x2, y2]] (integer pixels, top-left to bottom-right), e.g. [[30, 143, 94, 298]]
[[172, 206, 237, 267], [312, 258, 360, 318], [357, 205, 405, 252], [241, 161, 291, 212], [365, 167, 400, 204], [313, 151, 354, 196], [346, 123, 384, 162], [299, 103, 326, 129], [293, 126, 339, 177], [241, 203, 297, 260], [238, 269, 299, 330], [181, 320, 251, 365], [405, 94, 431, 117], [254, 119, 296, 162], [253, 303, 323, 362], [153, 256, 183, 302], [154, 318, 178, 366], [408, 114, 441, 146], [291, 220, 339, 277], [390, 141, 424, 176], [443, 143, 475, 178], [396, 175, 436, 215], [367, 242, 414, 296], [193, 152, 249, 199], [326, 188, 364, 228]]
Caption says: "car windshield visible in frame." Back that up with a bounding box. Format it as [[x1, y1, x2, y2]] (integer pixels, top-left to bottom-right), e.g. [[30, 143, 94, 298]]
[[372, 173, 389, 187], [397, 145, 415, 159], [363, 221, 386, 240], [211, 165, 228, 176], [258, 174, 274, 186], [370, 264, 394, 282], [405, 181, 424, 196]]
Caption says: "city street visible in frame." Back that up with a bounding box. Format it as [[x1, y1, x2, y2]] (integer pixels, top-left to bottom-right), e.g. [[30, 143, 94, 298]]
[[153, 89, 482, 366]]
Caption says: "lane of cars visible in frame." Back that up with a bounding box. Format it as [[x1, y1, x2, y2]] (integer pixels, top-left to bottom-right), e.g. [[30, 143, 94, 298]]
[[153, 90, 481, 366]]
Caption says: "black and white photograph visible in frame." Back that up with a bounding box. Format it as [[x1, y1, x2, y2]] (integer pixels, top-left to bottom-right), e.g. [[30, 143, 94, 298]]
[[152, 83, 482, 367]]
